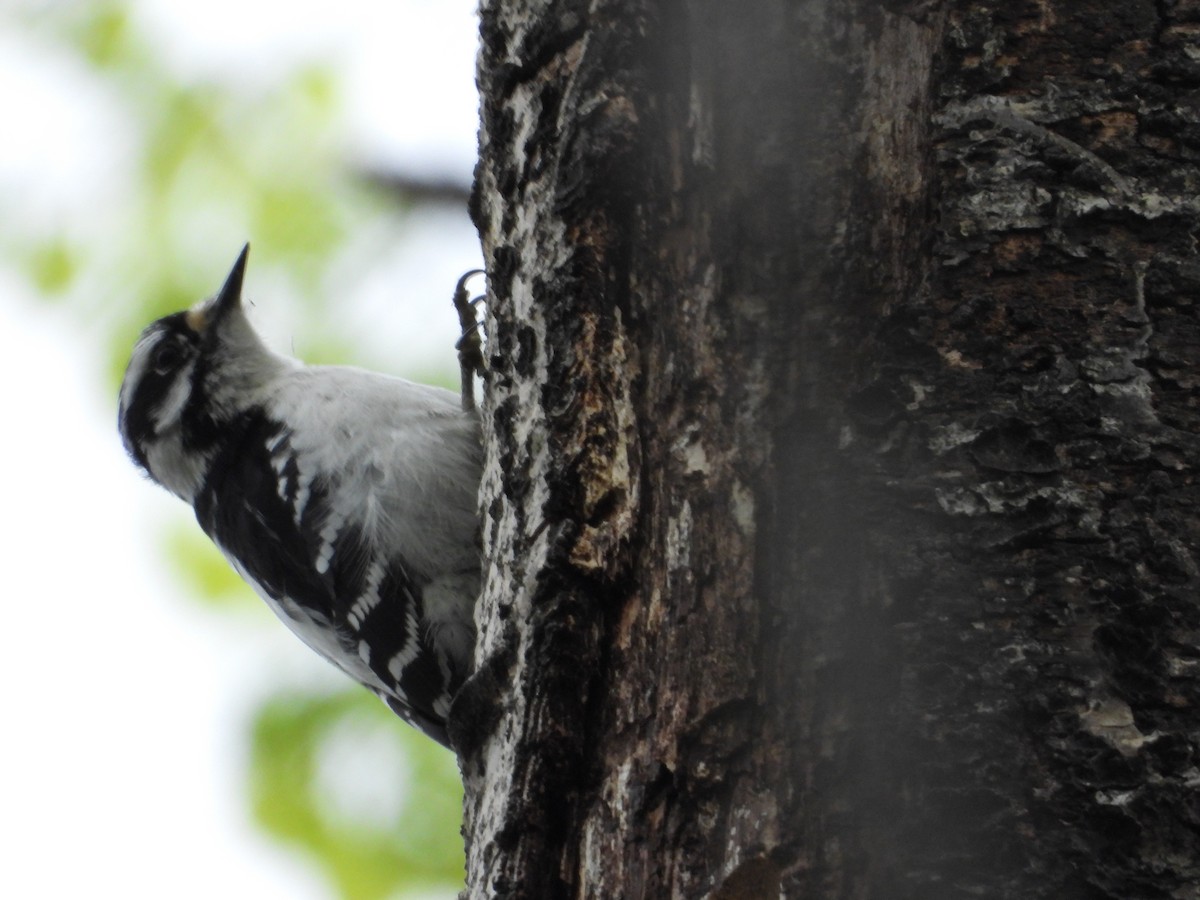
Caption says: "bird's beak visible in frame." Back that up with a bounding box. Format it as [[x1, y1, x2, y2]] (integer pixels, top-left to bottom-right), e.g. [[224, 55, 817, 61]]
[[187, 243, 249, 333]]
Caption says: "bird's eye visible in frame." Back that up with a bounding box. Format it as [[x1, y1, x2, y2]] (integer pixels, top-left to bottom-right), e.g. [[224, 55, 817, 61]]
[[151, 340, 187, 374]]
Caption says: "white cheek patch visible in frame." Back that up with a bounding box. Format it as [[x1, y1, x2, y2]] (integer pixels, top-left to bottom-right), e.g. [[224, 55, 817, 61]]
[[145, 439, 209, 502], [152, 359, 197, 434], [118, 329, 167, 424]]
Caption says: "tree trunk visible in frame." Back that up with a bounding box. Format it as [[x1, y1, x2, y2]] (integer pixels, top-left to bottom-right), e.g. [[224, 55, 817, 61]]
[[454, 1, 1200, 898]]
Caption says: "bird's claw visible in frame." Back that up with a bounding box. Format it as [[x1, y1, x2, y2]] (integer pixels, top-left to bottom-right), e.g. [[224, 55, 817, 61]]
[[453, 270, 486, 412]]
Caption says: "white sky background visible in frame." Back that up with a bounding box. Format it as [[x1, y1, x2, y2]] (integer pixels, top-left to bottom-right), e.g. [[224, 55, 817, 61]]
[[0, 1, 481, 897]]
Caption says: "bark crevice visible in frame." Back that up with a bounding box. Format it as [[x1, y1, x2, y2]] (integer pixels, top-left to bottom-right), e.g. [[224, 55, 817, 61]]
[[459, 2, 1200, 897]]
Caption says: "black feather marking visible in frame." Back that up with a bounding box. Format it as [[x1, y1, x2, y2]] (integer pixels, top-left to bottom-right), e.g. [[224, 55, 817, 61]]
[[193, 411, 458, 746], [323, 519, 464, 746], [118, 314, 200, 469], [384, 695, 451, 747], [195, 416, 327, 613], [346, 552, 462, 712]]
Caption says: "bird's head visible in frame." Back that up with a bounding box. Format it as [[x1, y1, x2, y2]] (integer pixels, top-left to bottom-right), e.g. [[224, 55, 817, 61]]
[[118, 244, 276, 500]]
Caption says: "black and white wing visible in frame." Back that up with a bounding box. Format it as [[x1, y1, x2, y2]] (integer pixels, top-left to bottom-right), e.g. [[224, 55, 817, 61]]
[[192, 408, 469, 746]]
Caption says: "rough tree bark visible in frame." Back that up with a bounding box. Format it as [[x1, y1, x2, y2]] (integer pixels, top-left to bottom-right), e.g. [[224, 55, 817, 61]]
[[451, 1, 1200, 897]]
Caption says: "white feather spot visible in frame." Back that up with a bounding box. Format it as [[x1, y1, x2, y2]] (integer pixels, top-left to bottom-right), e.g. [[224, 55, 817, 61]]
[[292, 466, 314, 527], [387, 603, 422, 682], [347, 560, 386, 631], [432, 694, 451, 720], [314, 510, 345, 575]]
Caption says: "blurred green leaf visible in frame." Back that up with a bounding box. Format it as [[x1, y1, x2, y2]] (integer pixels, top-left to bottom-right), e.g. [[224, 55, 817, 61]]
[[254, 183, 346, 258], [71, 1, 133, 69], [26, 238, 79, 295], [251, 691, 465, 899]]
